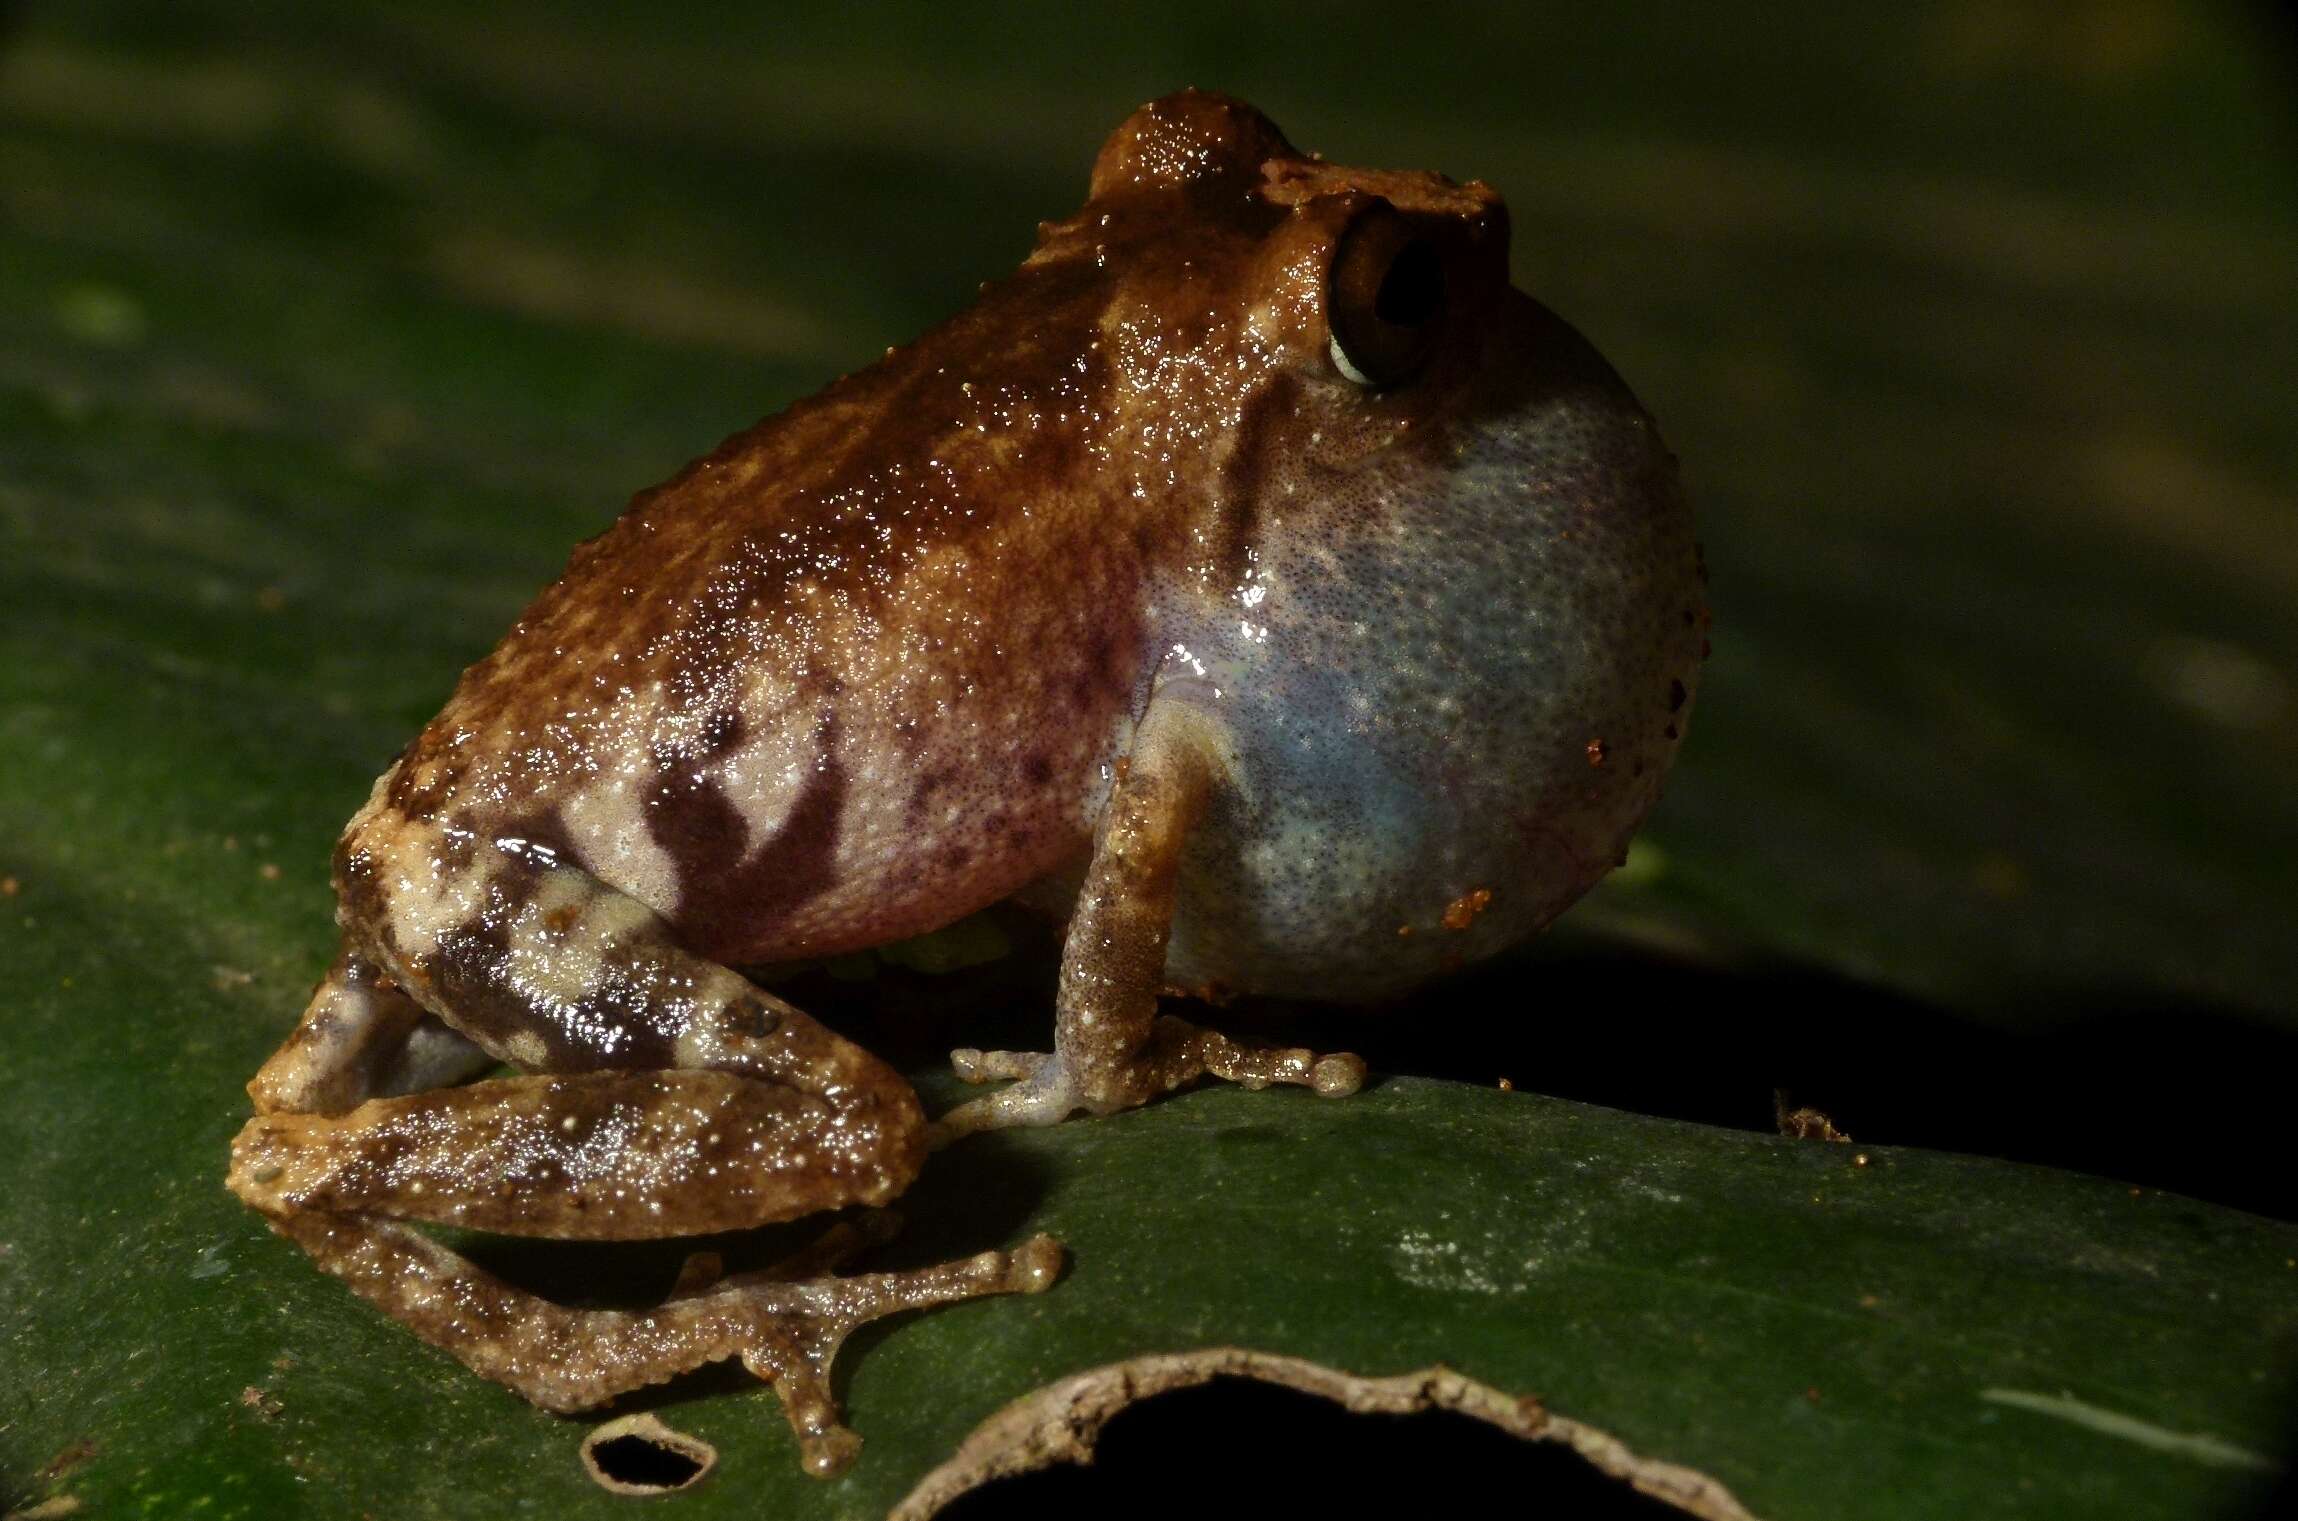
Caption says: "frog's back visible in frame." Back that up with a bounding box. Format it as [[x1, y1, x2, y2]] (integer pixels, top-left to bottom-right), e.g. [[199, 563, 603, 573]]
[[363, 261, 1160, 964]]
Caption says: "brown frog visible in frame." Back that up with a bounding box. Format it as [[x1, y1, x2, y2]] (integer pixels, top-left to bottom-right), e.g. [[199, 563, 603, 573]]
[[226, 90, 1705, 1477]]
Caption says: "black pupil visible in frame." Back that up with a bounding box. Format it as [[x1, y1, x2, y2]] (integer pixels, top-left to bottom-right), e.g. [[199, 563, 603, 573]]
[[1374, 241, 1443, 327]]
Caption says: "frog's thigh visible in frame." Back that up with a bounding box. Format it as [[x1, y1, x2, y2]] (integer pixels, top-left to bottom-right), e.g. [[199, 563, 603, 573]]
[[937, 703, 1364, 1140]]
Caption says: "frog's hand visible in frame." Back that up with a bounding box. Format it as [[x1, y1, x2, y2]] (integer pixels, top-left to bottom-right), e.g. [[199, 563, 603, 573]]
[[934, 702, 1364, 1143], [227, 820, 1057, 1479]]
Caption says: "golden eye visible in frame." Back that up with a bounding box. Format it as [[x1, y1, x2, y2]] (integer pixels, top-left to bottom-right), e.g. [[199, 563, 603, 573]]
[[1327, 204, 1445, 389]]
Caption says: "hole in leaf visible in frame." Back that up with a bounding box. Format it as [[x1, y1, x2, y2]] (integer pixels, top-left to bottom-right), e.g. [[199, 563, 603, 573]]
[[934, 1376, 1696, 1518], [580, 1414, 715, 1496], [589, 1436, 701, 1491]]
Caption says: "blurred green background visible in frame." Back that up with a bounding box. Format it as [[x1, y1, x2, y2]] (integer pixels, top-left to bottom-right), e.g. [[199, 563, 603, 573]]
[[3, 2, 2294, 1518]]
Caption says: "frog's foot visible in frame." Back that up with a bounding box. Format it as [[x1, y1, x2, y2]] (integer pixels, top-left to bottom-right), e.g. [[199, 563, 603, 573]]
[[260, 1206, 1059, 1478], [935, 1012, 1365, 1142], [671, 1225, 1066, 1477]]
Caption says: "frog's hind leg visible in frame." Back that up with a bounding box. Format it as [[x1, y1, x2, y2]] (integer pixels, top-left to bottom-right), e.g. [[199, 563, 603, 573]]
[[935, 704, 1366, 1142], [228, 822, 1057, 1477]]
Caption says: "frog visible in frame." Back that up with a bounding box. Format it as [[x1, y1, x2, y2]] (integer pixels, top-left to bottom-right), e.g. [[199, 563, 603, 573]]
[[226, 89, 1705, 1478]]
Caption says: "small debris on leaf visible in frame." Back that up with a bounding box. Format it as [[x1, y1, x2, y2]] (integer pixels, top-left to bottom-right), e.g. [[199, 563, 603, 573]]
[[1773, 1090, 1851, 1143], [35, 1441, 97, 1483]]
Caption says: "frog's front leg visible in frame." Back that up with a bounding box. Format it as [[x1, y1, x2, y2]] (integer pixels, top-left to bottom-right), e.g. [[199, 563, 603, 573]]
[[227, 813, 1057, 1477], [936, 705, 1365, 1141]]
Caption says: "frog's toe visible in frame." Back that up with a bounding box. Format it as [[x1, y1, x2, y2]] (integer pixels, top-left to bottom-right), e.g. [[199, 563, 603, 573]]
[[716, 1231, 1065, 1479], [949, 1046, 1050, 1085], [933, 1016, 1368, 1146], [930, 1056, 1084, 1145], [1312, 1051, 1369, 1097], [1148, 1012, 1367, 1103]]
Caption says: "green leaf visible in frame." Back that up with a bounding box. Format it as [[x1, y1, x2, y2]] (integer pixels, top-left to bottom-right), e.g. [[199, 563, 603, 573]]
[[4, 4, 2295, 1519]]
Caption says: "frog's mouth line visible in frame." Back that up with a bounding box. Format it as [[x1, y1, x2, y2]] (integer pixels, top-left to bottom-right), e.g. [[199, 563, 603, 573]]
[[888, 1347, 1759, 1520]]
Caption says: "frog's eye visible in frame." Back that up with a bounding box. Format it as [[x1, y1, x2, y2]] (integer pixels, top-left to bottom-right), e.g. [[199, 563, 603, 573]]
[[1327, 206, 1445, 389]]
